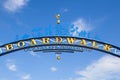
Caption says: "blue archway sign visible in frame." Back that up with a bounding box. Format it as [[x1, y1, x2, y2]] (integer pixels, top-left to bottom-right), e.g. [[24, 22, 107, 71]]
[[0, 36, 120, 58]]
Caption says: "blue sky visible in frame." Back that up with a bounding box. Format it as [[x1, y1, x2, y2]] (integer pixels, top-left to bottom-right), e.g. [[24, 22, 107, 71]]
[[0, 0, 120, 80]]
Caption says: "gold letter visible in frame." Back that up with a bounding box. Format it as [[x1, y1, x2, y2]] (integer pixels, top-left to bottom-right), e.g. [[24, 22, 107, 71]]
[[5, 44, 13, 51], [80, 39, 86, 46], [42, 38, 50, 44], [104, 44, 111, 52], [67, 38, 76, 44], [92, 41, 98, 48], [30, 39, 37, 46], [17, 41, 25, 48], [56, 37, 62, 43]]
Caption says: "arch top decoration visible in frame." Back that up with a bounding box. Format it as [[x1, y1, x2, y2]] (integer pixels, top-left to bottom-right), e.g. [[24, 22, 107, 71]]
[[0, 36, 120, 58]]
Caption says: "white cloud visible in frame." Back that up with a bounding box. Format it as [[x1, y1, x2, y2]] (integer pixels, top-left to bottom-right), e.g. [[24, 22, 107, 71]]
[[50, 67, 57, 72], [29, 51, 40, 57], [5, 59, 32, 80], [70, 19, 91, 36], [74, 55, 120, 80], [60, 8, 69, 13], [62, 8, 69, 13], [21, 74, 31, 80], [6, 62, 17, 71], [3, 0, 29, 12]]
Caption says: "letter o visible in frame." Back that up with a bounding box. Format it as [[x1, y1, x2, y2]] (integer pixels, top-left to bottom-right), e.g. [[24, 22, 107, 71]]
[[17, 41, 25, 48]]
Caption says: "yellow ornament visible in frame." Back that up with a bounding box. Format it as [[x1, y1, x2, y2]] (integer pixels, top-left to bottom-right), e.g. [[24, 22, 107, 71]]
[[57, 56, 61, 60], [56, 14, 60, 19], [57, 20, 60, 24]]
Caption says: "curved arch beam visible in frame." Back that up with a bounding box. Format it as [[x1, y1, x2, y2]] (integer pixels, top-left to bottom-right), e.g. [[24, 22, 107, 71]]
[[0, 36, 120, 58]]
